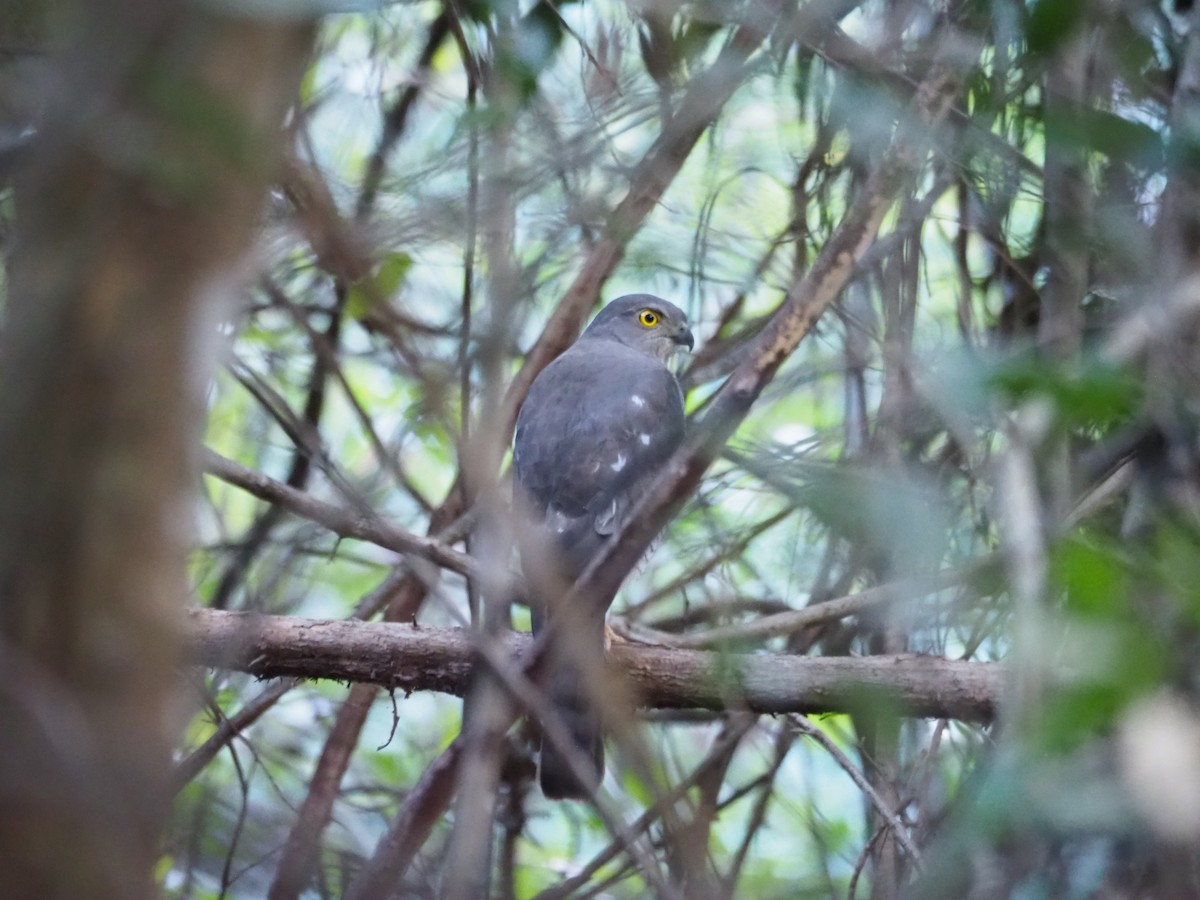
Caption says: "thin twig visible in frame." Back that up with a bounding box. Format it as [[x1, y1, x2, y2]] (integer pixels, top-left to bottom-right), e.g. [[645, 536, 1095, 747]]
[[789, 715, 923, 871]]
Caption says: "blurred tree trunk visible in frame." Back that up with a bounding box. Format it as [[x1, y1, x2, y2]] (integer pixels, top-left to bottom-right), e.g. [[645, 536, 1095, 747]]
[[0, 3, 312, 898]]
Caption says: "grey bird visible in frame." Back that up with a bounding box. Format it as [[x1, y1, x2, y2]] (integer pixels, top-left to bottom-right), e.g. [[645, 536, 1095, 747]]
[[513, 294, 693, 799]]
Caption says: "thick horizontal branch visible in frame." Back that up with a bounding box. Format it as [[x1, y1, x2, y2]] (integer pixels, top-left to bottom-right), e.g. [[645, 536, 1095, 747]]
[[185, 609, 1002, 723]]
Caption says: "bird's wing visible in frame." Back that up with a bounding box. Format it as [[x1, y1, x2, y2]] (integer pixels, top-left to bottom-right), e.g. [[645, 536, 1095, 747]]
[[514, 339, 685, 529], [513, 338, 686, 800]]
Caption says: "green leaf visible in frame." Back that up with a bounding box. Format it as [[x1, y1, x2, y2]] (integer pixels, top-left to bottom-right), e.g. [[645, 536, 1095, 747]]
[[347, 251, 412, 319], [987, 356, 1142, 430], [1025, 0, 1086, 57], [1054, 538, 1130, 620]]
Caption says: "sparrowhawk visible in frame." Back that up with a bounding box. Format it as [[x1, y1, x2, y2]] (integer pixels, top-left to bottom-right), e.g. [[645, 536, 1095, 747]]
[[513, 294, 693, 799]]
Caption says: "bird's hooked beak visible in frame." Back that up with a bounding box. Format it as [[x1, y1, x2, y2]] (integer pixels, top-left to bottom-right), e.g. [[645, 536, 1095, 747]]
[[672, 324, 695, 352]]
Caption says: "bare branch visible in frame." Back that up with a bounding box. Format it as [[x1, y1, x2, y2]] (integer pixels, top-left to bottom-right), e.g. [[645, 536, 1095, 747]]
[[185, 609, 1002, 722], [789, 715, 923, 870], [202, 449, 474, 577]]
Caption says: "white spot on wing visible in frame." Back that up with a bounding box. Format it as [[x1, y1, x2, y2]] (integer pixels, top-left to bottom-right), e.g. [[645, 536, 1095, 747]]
[[631, 395, 646, 408], [611, 452, 627, 472], [639, 433, 651, 446]]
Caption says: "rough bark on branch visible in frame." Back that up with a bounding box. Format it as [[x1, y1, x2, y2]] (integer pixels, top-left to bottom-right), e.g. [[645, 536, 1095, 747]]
[[185, 609, 1001, 723]]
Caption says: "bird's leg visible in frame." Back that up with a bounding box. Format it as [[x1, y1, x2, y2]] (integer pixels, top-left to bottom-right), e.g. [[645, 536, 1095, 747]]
[[605, 611, 659, 649], [603, 618, 620, 653], [604, 615, 676, 647]]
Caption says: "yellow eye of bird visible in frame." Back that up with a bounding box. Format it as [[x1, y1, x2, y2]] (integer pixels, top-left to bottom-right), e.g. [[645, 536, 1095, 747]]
[[639, 309, 659, 327]]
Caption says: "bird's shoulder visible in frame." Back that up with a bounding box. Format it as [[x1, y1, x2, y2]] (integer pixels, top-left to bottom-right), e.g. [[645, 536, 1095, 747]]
[[520, 335, 679, 413], [517, 338, 682, 434], [513, 335, 685, 515]]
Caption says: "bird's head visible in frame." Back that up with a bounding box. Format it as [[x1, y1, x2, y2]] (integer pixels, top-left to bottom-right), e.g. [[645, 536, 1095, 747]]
[[582, 294, 694, 362]]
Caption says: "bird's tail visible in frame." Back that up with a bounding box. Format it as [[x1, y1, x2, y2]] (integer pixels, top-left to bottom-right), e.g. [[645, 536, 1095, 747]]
[[539, 647, 604, 800]]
